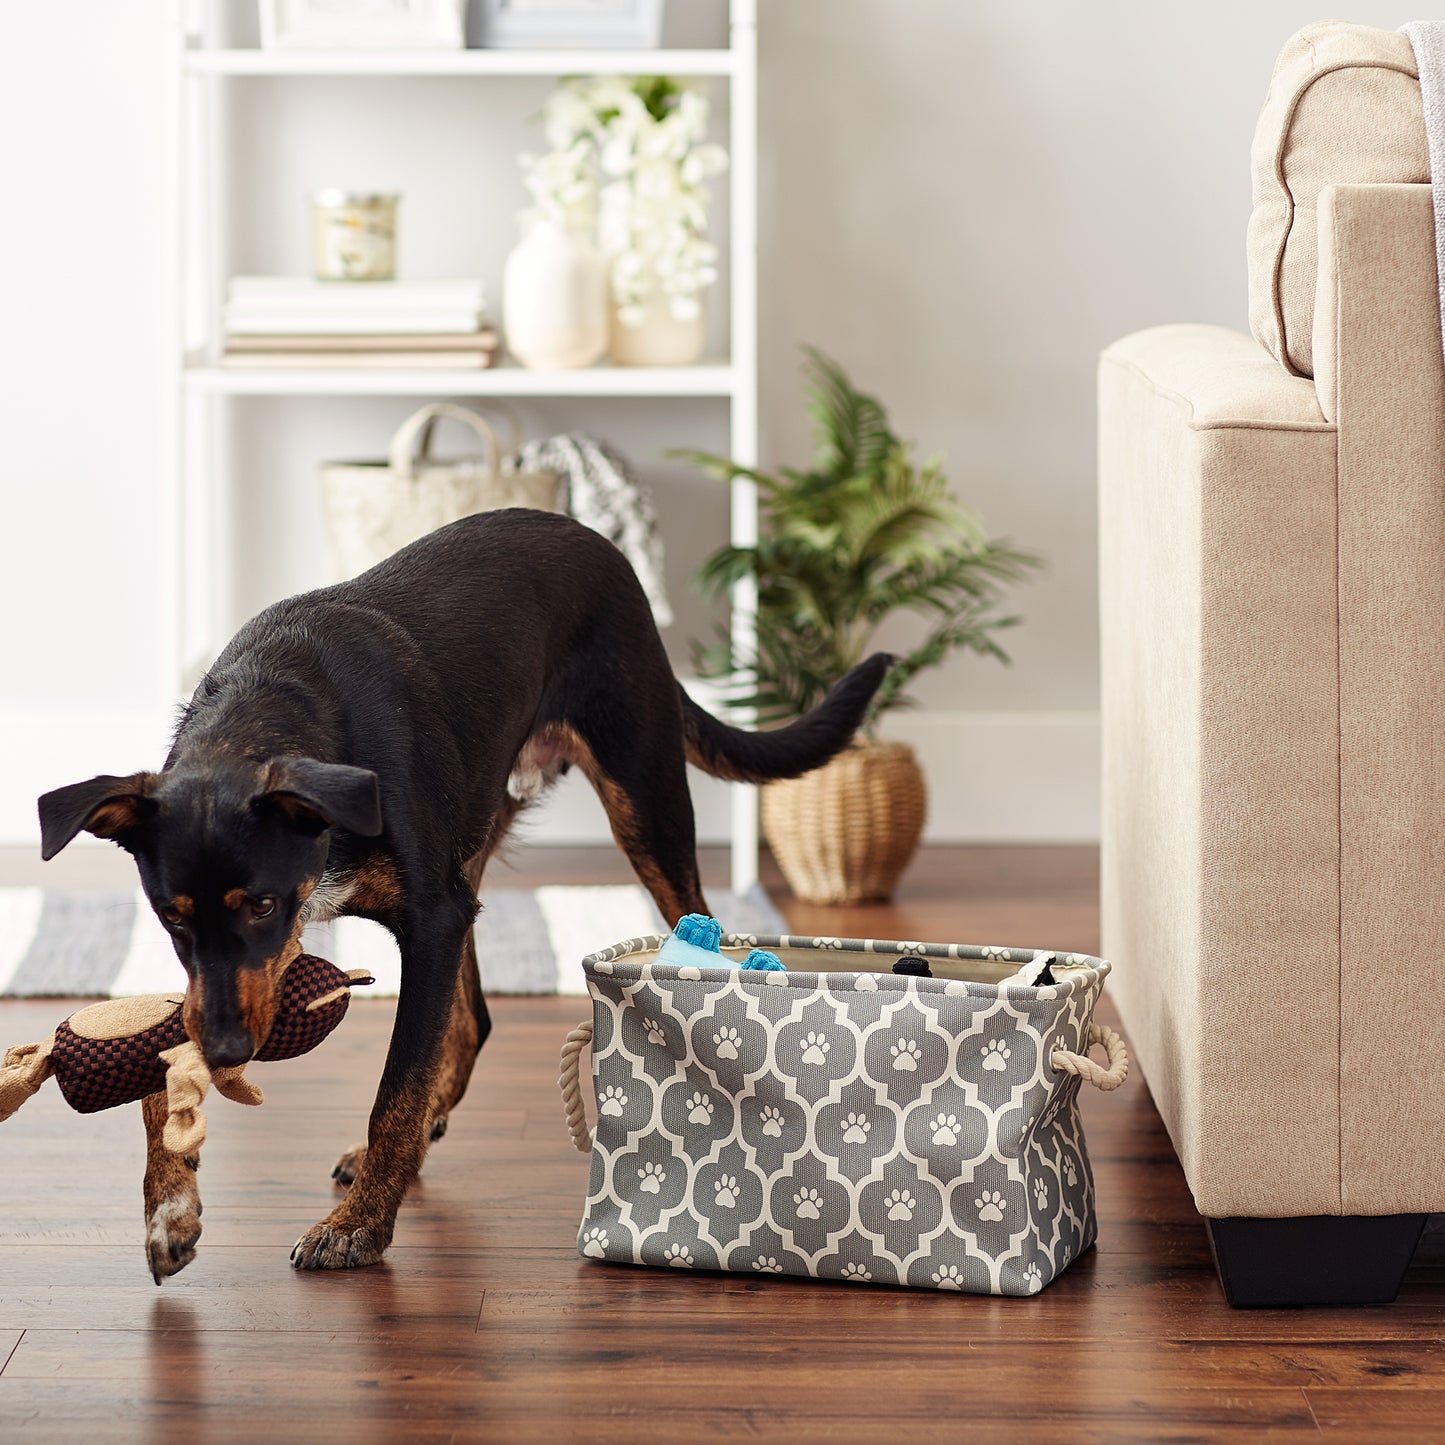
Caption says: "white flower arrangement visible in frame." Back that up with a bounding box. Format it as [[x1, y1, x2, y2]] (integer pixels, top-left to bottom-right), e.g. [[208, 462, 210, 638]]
[[519, 76, 729, 327], [518, 137, 596, 231]]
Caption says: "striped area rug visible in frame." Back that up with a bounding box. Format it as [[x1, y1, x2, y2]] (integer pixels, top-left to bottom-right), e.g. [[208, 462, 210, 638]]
[[0, 885, 786, 999]]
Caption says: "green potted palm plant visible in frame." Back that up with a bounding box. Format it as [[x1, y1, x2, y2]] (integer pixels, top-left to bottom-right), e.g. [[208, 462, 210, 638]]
[[682, 349, 1039, 903]]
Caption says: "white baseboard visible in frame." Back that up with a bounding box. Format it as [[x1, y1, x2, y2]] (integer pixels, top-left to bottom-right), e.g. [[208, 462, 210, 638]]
[[0, 706, 1101, 849]]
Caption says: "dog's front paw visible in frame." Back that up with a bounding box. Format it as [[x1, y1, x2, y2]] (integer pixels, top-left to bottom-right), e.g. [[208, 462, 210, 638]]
[[290, 1211, 389, 1270], [331, 1142, 367, 1187], [145, 1172, 202, 1284]]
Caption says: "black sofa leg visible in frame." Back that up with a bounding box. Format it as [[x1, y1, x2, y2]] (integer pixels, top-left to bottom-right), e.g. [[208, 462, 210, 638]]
[[1206, 1214, 1428, 1308]]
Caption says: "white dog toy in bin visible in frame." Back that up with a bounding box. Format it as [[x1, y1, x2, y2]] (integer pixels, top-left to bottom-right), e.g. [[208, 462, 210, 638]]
[[559, 926, 1127, 1295]]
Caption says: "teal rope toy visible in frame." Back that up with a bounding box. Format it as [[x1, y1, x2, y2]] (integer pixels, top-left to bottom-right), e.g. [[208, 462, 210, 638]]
[[656, 913, 785, 973]]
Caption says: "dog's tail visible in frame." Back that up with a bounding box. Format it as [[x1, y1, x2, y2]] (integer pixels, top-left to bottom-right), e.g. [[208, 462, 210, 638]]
[[681, 653, 893, 784]]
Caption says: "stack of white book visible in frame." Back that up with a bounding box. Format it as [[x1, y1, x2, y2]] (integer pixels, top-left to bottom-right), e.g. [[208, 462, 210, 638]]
[[223, 277, 497, 369]]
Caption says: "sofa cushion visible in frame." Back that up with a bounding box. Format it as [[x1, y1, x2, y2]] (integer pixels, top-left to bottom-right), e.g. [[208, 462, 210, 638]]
[[1247, 21, 1425, 378]]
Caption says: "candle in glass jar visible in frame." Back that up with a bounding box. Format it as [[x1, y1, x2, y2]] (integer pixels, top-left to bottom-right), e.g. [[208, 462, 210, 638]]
[[312, 191, 398, 281]]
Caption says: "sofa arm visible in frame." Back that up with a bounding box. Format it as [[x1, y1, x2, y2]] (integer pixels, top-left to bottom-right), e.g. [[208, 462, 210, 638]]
[[1100, 324, 1332, 433], [1099, 325, 1344, 1218]]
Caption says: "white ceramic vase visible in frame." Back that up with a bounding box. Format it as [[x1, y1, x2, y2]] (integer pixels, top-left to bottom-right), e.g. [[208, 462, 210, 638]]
[[608, 290, 706, 367], [502, 219, 607, 370]]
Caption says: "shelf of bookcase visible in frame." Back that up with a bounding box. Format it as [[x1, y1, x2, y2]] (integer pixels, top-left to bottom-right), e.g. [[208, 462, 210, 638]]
[[183, 49, 737, 78], [185, 361, 739, 397], [173, 2, 761, 892]]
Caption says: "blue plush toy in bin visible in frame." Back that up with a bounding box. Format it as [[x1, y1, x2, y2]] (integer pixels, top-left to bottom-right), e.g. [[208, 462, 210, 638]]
[[559, 918, 1127, 1295], [655, 913, 786, 974]]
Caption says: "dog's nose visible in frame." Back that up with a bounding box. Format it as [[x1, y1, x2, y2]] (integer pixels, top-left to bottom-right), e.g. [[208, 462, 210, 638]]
[[202, 1027, 255, 1069]]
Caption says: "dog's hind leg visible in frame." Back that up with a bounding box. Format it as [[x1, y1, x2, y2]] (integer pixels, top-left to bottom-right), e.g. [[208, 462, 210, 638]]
[[557, 716, 710, 927]]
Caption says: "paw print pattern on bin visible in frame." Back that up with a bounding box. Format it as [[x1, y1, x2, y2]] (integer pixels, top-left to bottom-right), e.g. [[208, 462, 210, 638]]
[[891, 1038, 921, 1072], [714, 1025, 742, 1060], [975, 1190, 1006, 1223], [800, 1031, 831, 1065], [930, 1113, 959, 1146], [982, 1039, 1011, 1072], [885, 1188, 915, 1221], [793, 1187, 823, 1220], [575, 930, 1115, 1296]]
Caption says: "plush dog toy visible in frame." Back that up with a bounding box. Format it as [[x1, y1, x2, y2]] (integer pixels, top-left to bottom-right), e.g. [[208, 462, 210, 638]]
[[0, 954, 371, 1154]]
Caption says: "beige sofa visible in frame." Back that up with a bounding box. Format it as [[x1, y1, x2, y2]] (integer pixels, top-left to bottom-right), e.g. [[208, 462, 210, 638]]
[[1099, 22, 1445, 1306]]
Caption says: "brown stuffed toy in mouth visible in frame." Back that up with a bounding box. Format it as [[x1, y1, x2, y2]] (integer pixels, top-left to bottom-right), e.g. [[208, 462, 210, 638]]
[[0, 953, 372, 1153]]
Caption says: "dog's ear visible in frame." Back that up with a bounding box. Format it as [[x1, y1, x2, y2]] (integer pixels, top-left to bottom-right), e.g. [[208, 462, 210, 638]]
[[257, 757, 383, 838], [38, 773, 159, 860]]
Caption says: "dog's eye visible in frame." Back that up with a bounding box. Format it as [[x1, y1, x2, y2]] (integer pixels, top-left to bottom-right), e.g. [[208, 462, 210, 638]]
[[160, 906, 182, 926], [249, 895, 277, 919]]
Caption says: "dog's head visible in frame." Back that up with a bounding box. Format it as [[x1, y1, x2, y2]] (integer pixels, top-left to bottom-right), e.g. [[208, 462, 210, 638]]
[[37, 756, 382, 1068]]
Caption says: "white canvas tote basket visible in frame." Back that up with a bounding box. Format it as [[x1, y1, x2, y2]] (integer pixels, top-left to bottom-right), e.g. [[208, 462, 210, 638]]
[[560, 934, 1127, 1295], [320, 401, 561, 582]]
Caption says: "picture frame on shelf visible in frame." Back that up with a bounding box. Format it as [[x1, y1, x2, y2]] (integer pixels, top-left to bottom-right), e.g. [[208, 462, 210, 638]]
[[259, 0, 465, 51], [479, 0, 664, 50]]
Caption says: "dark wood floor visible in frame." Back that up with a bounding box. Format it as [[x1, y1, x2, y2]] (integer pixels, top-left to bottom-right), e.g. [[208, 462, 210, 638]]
[[2, 845, 1442, 1442]]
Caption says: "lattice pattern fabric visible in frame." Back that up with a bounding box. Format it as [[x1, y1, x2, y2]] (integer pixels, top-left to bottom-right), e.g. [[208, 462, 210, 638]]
[[573, 935, 1120, 1296]]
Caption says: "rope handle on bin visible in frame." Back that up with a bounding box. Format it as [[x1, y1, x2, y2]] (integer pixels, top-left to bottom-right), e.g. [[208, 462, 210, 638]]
[[1051, 1023, 1129, 1091], [560, 1017, 1129, 1153], [560, 1021, 595, 1153]]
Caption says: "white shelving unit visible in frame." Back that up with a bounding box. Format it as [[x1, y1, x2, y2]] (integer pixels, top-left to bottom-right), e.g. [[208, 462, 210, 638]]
[[184, 362, 740, 397], [184, 48, 739, 76], [169, 0, 760, 891]]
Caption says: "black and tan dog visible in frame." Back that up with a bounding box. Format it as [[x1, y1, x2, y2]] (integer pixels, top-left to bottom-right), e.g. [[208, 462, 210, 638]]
[[38, 509, 889, 1280]]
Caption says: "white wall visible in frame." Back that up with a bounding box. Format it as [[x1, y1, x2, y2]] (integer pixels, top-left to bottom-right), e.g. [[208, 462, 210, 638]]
[[0, 1, 177, 845], [0, 2, 1413, 848]]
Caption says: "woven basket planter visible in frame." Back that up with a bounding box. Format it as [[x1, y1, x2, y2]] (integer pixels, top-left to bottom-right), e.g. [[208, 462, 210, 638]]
[[762, 739, 926, 904]]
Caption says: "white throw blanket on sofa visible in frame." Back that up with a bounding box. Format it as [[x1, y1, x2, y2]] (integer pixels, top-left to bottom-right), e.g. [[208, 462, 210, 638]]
[[1402, 23, 1445, 362]]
